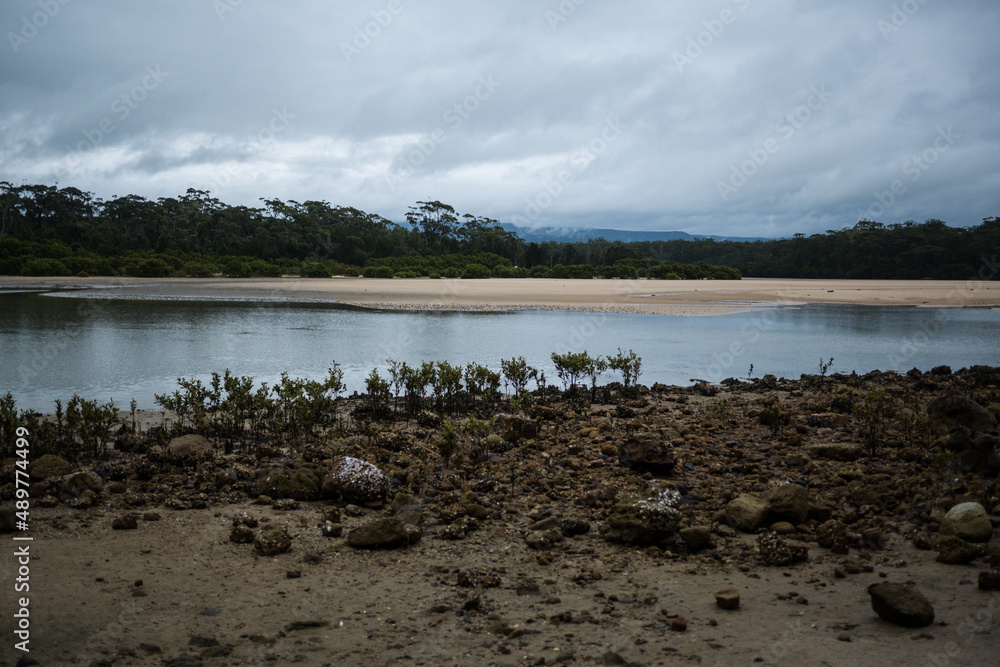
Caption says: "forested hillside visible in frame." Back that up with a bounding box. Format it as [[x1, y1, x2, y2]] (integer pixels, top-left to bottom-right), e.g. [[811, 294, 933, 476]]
[[0, 182, 995, 280]]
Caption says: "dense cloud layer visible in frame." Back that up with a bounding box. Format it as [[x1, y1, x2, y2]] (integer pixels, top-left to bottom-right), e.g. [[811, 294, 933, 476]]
[[2, 0, 998, 237]]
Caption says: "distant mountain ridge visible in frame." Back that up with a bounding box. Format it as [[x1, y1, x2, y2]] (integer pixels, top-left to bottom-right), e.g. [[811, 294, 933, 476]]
[[501, 223, 768, 244]]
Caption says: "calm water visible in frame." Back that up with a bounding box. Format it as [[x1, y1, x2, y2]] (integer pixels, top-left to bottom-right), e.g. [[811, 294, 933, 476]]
[[1, 290, 999, 412]]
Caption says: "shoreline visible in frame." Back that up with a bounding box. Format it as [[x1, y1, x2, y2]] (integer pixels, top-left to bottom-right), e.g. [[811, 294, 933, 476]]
[[2, 276, 999, 316]]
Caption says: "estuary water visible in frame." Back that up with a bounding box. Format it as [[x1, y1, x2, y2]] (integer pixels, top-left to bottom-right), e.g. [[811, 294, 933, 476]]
[[1, 289, 999, 413]]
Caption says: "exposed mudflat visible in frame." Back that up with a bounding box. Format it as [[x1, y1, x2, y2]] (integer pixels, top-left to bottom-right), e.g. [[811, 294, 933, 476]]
[[2, 367, 1000, 666]]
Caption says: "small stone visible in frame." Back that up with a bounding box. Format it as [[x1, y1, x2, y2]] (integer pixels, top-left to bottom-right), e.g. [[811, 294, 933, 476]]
[[142, 512, 161, 521], [253, 526, 292, 556], [346, 517, 409, 549], [670, 616, 688, 632], [111, 513, 138, 530], [837, 632, 852, 642], [770, 521, 796, 535], [229, 525, 255, 544], [868, 582, 935, 628], [978, 570, 1000, 591], [286, 570, 301, 579], [715, 588, 740, 610], [680, 526, 714, 552], [321, 521, 343, 538], [936, 536, 985, 565]]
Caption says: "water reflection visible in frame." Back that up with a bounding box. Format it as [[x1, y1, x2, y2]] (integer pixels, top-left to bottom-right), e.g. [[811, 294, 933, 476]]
[[1, 290, 997, 412]]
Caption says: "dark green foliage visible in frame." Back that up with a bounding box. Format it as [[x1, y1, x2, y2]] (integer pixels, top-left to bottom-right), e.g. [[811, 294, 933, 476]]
[[607, 348, 642, 389], [461, 263, 491, 279], [758, 398, 788, 436], [860, 388, 899, 456]]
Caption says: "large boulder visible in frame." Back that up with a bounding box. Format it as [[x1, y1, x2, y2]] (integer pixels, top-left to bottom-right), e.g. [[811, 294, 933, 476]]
[[346, 517, 410, 549], [724, 494, 769, 533], [28, 454, 72, 481], [617, 437, 677, 475], [254, 465, 323, 500], [927, 394, 997, 434], [868, 583, 935, 628], [166, 434, 214, 458], [946, 428, 1000, 475], [940, 502, 993, 543], [322, 457, 389, 504], [601, 489, 681, 545], [764, 484, 810, 525], [59, 472, 104, 499]]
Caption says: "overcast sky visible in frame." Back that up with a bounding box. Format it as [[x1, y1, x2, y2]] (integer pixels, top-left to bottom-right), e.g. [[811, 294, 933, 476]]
[[2, 0, 998, 237]]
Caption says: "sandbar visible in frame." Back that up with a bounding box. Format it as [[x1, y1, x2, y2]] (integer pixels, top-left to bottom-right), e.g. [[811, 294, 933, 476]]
[[2, 276, 998, 315]]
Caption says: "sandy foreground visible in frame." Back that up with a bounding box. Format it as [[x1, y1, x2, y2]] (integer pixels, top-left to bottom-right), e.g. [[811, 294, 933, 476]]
[[2, 276, 999, 315]]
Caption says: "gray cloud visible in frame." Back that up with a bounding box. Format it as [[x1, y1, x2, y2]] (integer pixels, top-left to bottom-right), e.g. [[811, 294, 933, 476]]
[[1, 0, 997, 237]]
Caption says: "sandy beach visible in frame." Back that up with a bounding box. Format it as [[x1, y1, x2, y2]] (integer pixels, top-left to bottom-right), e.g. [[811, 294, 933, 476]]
[[3, 276, 999, 315]]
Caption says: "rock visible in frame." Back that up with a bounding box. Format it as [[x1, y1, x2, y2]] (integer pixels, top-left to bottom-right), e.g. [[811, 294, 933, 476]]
[[679, 526, 714, 552], [525, 529, 562, 550], [530, 516, 561, 532], [940, 502, 994, 543], [806, 443, 861, 461], [111, 513, 138, 530], [670, 616, 688, 632], [715, 588, 740, 610], [163, 655, 202, 667], [59, 472, 103, 499], [404, 524, 422, 544], [725, 494, 768, 533], [321, 522, 343, 538], [770, 521, 796, 535], [978, 570, 1000, 591], [868, 582, 935, 628], [142, 512, 161, 522], [560, 518, 591, 537], [936, 536, 985, 565], [254, 525, 292, 556], [229, 525, 255, 543], [232, 511, 258, 528], [28, 454, 72, 481], [764, 484, 810, 525], [496, 413, 539, 441], [927, 394, 997, 434], [322, 456, 390, 504], [758, 532, 794, 566], [347, 517, 409, 549], [254, 465, 322, 500], [166, 434, 214, 459], [0, 507, 15, 533], [601, 489, 681, 545], [617, 437, 677, 474]]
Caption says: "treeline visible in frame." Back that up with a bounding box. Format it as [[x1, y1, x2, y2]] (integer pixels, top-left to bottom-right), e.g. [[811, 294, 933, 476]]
[[1, 182, 994, 280], [0, 184, 739, 279], [607, 218, 1000, 280]]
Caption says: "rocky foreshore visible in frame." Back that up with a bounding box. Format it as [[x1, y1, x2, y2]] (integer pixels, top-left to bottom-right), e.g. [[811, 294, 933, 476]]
[[2, 366, 999, 666]]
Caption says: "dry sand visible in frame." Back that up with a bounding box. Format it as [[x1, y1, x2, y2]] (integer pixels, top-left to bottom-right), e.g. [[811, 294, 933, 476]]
[[3, 276, 999, 315]]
